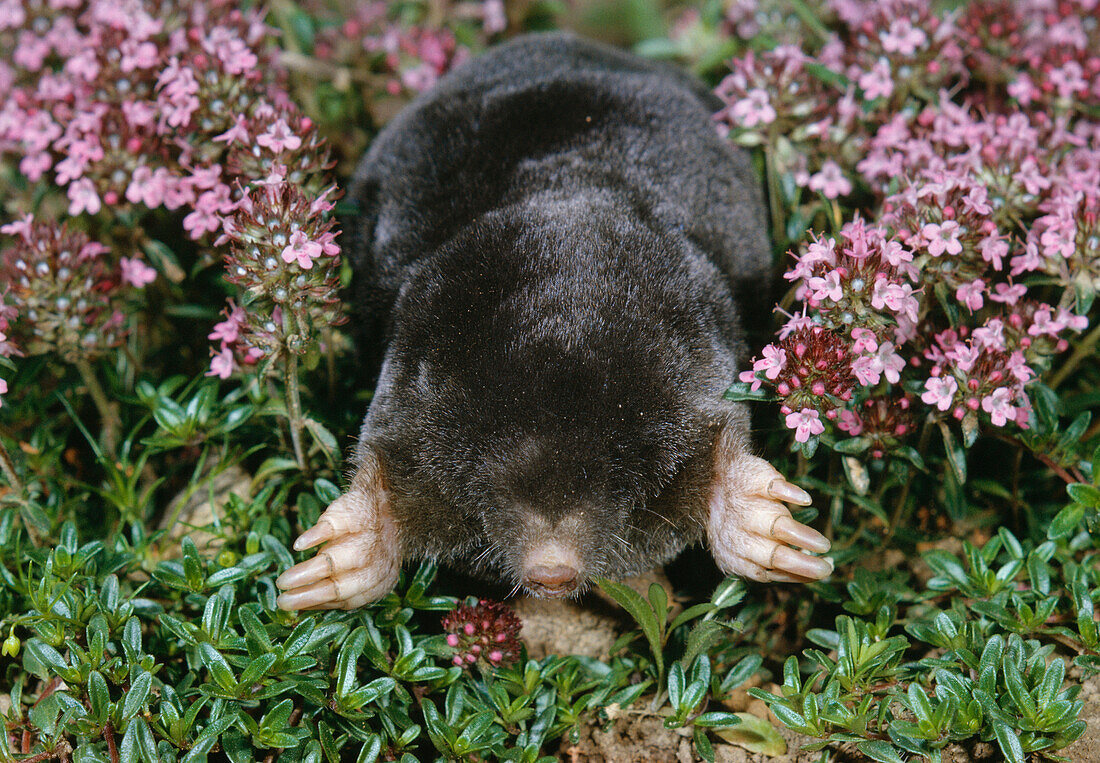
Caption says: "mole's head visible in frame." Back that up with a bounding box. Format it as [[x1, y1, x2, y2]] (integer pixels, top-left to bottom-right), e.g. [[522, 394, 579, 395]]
[[372, 207, 724, 596]]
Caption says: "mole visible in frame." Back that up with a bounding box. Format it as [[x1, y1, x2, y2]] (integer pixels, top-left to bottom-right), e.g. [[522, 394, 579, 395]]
[[275, 32, 832, 610]]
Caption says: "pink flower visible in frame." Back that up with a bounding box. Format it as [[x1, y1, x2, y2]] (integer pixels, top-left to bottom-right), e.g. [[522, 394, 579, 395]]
[[981, 388, 1016, 426], [183, 185, 235, 239], [808, 161, 853, 199], [961, 186, 992, 216], [126, 166, 170, 208], [921, 375, 958, 411], [852, 355, 882, 386], [785, 408, 825, 443], [281, 229, 323, 269], [207, 347, 235, 379], [67, 178, 101, 216], [20, 152, 51, 181], [729, 89, 776, 128], [881, 17, 927, 56], [858, 59, 893, 100], [808, 270, 843, 302], [156, 58, 200, 130], [120, 257, 157, 288], [851, 328, 878, 354], [837, 408, 863, 435], [989, 283, 1026, 305], [976, 235, 1008, 270], [0, 377, 6, 408], [214, 115, 250, 145], [209, 305, 245, 344], [203, 26, 259, 75], [876, 343, 904, 383], [921, 220, 962, 256], [955, 279, 985, 311], [1027, 307, 1061, 337], [1005, 352, 1034, 384], [1008, 74, 1037, 105], [120, 39, 158, 72], [1, 214, 34, 242], [256, 118, 302, 153], [871, 278, 919, 322]]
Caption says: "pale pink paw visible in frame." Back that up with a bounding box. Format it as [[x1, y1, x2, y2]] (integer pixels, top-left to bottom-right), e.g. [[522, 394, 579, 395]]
[[276, 473, 402, 610], [707, 453, 832, 583]]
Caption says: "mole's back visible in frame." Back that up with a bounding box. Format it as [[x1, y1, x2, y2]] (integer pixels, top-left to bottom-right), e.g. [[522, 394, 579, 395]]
[[345, 32, 771, 357]]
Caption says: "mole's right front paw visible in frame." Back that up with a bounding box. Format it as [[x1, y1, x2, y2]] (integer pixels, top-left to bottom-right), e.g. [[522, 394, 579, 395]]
[[276, 482, 402, 611], [707, 452, 832, 584]]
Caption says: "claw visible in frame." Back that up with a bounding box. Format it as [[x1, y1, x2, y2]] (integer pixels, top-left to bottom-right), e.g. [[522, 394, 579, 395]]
[[771, 546, 833, 579], [771, 515, 830, 554], [277, 580, 339, 610], [767, 478, 812, 506], [275, 553, 334, 590], [293, 519, 336, 551]]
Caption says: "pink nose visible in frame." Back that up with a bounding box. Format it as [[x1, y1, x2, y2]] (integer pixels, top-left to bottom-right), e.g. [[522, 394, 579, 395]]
[[524, 564, 579, 594]]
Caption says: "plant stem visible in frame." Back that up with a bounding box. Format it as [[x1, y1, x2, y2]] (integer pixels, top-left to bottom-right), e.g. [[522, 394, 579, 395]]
[[1049, 320, 1100, 390], [0, 437, 22, 493], [764, 140, 787, 251], [284, 350, 308, 475], [75, 358, 119, 454]]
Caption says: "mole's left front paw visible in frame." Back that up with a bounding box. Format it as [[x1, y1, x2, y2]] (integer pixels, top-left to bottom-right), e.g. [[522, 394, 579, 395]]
[[707, 453, 832, 583], [276, 467, 402, 610]]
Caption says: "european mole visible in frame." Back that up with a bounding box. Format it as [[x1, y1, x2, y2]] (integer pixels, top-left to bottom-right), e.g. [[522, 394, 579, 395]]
[[275, 32, 832, 611]]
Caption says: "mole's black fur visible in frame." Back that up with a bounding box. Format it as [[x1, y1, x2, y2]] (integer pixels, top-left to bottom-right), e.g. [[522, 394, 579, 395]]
[[345, 32, 771, 587]]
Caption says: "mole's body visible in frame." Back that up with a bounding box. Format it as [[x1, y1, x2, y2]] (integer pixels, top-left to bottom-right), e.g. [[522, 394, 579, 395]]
[[276, 33, 831, 610]]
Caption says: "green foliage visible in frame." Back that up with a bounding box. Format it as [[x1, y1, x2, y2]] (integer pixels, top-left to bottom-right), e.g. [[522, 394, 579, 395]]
[[3, 1, 1100, 761]]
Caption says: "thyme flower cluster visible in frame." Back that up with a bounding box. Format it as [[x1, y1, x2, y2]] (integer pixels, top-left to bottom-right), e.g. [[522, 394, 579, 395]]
[[727, 0, 1099, 451], [0, 0, 347, 402], [441, 599, 523, 670]]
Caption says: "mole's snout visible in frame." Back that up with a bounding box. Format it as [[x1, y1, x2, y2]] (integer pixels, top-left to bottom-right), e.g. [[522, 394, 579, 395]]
[[524, 564, 579, 595], [522, 540, 583, 597]]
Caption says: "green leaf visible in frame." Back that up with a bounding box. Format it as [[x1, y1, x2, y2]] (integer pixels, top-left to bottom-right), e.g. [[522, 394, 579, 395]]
[[907, 683, 933, 724], [88, 671, 110, 722], [693, 711, 742, 728], [238, 654, 277, 693], [693, 726, 715, 763], [682, 621, 735, 672], [667, 662, 685, 710], [199, 643, 237, 691], [669, 602, 716, 631], [648, 583, 669, 629], [1038, 658, 1065, 709], [979, 635, 1004, 676], [120, 717, 158, 763], [713, 713, 786, 756], [121, 671, 152, 722], [723, 381, 775, 402], [420, 699, 454, 753], [769, 703, 810, 733], [304, 417, 338, 454], [857, 740, 905, 763], [1067, 483, 1100, 509], [938, 421, 967, 483], [1004, 659, 1037, 720], [24, 639, 69, 678], [1042, 505, 1086, 540], [721, 654, 762, 692], [596, 578, 663, 676], [993, 721, 1025, 763]]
